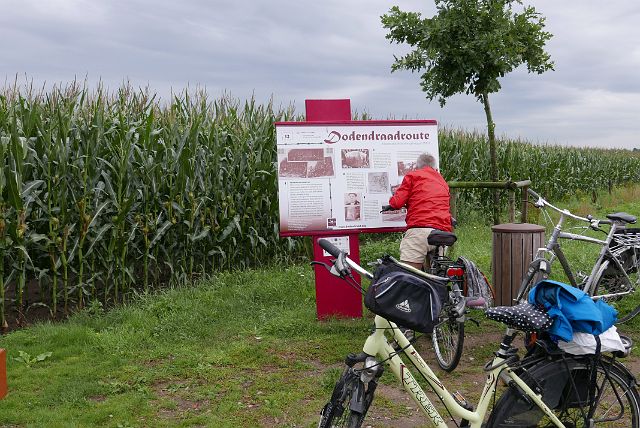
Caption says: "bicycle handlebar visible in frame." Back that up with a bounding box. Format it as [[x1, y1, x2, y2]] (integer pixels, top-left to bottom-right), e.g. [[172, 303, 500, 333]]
[[527, 187, 541, 201], [527, 188, 604, 225], [318, 238, 374, 279]]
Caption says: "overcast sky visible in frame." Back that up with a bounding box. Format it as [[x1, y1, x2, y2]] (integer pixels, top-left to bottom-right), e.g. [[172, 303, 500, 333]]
[[1, 0, 639, 149]]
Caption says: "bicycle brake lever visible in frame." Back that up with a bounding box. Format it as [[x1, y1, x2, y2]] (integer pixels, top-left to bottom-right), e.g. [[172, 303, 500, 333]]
[[310, 261, 332, 271], [534, 197, 544, 208], [331, 252, 351, 277]]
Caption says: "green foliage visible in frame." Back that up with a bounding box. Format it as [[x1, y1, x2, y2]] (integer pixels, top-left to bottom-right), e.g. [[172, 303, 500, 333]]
[[0, 82, 305, 324], [12, 350, 52, 367], [382, 0, 554, 105]]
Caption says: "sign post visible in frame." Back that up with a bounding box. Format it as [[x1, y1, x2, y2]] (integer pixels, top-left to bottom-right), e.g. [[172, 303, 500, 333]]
[[306, 99, 362, 319], [276, 99, 438, 319]]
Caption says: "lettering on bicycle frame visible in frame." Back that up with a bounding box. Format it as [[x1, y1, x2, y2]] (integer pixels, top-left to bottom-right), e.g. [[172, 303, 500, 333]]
[[480, 372, 496, 402], [409, 350, 427, 369], [401, 363, 445, 426]]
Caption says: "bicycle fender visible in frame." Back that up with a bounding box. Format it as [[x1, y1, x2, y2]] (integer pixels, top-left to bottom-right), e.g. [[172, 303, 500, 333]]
[[349, 379, 366, 413], [607, 355, 638, 387]]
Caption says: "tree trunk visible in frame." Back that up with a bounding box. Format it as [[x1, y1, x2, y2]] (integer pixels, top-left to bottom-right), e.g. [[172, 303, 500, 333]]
[[482, 92, 500, 225]]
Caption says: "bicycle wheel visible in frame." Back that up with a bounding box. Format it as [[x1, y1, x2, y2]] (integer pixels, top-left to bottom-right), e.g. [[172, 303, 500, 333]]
[[591, 259, 640, 324], [318, 367, 376, 428], [516, 266, 546, 303], [487, 356, 640, 427], [431, 305, 465, 372]]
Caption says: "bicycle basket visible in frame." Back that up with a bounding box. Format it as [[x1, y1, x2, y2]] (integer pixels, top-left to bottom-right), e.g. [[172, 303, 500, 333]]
[[365, 257, 447, 333]]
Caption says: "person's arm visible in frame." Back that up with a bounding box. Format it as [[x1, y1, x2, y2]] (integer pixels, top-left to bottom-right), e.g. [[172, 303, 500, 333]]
[[388, 175, 411, 209]]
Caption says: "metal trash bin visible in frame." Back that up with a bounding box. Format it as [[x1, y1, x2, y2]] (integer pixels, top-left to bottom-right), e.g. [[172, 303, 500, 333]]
[[492, 223, 545, 306]]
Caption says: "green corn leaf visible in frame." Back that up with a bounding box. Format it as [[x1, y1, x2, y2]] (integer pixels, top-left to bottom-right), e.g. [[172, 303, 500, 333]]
[[127, 224, 137, 244], [20, 180, 44, 199], [190, 226, 210, 242], [27, 233, 49, 245], [85, 224, 112, 258], [150, 220, 172, 248], [218, 217, 238, 242], [87, 201, 109, 230]]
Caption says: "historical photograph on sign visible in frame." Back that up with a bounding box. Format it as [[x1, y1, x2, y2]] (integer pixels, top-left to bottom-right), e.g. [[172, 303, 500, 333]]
[[397, 160, 416, 176], [341, 148, 370, 169], [279, 159, 308, 178], [278, 148, 335, 178], [381, 207, 407, 222], [368, 172, 389, 194], [287, 148, 324, 161], [307, 157, 335, 178], [344, 192, 361, 221]]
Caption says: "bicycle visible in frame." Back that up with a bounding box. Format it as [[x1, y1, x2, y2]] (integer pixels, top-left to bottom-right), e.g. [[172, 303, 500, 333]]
[[316, 238, 639, 428], [516, 189, 640, 323], [378, 205, 482, 371], [423, 229, 489, 372]]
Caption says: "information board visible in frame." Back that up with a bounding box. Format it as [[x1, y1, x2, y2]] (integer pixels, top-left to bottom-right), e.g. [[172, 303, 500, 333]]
[[275, 120, 438, 236]]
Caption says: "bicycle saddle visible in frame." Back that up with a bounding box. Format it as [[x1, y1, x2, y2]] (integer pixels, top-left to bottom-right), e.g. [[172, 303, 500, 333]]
[[427, 230, 457, 247], [485, 303, 553, 332], [606, 212, 637, 224]]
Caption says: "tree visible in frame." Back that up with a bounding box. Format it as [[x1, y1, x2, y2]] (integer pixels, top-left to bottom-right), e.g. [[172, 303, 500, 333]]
[[382, 0, 554, 224]]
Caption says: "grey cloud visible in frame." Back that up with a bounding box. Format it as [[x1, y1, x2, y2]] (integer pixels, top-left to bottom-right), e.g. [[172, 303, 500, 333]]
[[0, 0, 638, 149]]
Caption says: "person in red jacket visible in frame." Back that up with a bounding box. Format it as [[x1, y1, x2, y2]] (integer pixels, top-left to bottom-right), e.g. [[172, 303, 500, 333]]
[[383, 153, 452, 270]]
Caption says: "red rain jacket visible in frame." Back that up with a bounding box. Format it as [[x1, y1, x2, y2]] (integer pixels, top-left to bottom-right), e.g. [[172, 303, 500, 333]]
[[389, 167, 452, 232]]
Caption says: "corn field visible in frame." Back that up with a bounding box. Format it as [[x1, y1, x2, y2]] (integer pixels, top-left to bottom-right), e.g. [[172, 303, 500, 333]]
[[439, 127, 640, 217], [0, 82, 304, 327], [1, 82, 639, 328]]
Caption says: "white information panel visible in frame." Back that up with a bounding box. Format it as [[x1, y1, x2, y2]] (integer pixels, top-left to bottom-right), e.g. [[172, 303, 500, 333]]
[[320, 236, 351, 257], [275, 121, 438, 235]]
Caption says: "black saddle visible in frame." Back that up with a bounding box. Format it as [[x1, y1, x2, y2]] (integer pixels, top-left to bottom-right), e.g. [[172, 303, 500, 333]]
[[485, 303, 553, 332], [427, 230, 457, 247], [607, 212, 637, 224]]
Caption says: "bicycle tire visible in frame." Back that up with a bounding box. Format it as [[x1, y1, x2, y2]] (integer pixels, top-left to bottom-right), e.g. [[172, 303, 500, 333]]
[[432, 307, 465, 372], [617, 304, 640, 324], [486, 356, 640, 427], [516, 264, 546, 303], [318, 367, 376, 428], [591, 259, 640, 324]]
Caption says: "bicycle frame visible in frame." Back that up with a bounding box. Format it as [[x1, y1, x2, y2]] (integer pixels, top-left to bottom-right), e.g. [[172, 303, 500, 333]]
[[518, 194, 637, 302], [364, 316, 566, 428], [560, 223, 634, 298]]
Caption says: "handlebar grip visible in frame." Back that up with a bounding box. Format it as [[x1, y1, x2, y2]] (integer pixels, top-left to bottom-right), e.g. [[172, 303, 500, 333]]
[[318, 238, 342, 258], [599, 219, 613, 225], [527, 188, 541, 200]]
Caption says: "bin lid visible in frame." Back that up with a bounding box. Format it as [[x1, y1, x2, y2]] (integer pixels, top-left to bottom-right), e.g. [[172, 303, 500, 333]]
[[491, 223, 545, 233]]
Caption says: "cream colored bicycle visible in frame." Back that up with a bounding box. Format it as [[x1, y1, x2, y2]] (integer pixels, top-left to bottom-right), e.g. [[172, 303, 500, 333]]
[[316, 238, 639, 428]]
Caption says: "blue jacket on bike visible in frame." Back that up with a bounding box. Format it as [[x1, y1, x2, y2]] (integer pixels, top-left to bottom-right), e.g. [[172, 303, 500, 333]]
[[528, 279, 617, 342]]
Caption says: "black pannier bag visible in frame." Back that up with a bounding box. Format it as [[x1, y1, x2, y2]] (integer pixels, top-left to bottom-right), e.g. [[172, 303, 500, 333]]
[[365, 256, 448, 333]]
